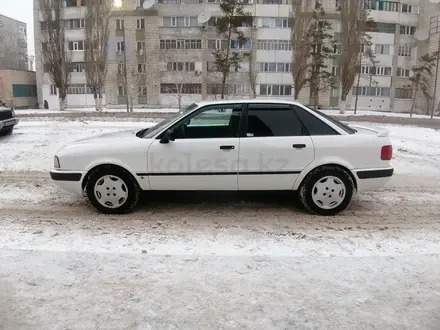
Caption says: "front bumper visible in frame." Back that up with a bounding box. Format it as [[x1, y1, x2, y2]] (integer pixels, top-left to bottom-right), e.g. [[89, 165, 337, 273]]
[[50, 170, 85, 195], [0, 118, 19, 130]]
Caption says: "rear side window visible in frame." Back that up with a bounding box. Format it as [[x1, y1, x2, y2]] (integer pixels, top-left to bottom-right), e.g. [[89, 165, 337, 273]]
[[305, 106, 356, 134], [293, 106, 339, 135], [245, 103, 305, 137]]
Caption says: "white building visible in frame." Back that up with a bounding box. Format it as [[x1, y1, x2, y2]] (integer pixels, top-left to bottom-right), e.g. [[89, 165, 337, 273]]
[[33, 0, 440, 113]]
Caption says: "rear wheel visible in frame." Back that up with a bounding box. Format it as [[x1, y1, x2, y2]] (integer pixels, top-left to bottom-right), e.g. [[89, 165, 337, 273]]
[[299, 165, 355, 216], [86, 166, 140, 214]]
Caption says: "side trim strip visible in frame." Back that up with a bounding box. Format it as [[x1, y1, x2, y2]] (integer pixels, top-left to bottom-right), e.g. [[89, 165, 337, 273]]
[[136, 171, 301, 176], [356, 168, 394, 179], [50, 171, 82, 182]]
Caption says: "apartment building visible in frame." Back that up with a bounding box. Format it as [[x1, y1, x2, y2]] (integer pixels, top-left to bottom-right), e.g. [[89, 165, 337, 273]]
[[0, 14, 29, 71], [33, 0, 440, 113]]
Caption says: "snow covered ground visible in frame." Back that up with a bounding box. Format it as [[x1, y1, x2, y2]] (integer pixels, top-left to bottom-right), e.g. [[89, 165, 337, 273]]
[[1, 118, 440, 329]]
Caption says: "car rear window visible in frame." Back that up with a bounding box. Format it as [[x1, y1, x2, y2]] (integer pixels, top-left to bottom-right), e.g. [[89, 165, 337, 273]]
[[305, 107, 356, 134]]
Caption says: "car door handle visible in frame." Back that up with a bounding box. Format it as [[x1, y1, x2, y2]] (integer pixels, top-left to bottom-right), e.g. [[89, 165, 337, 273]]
[[292, 144, 306, 149], [220, 145, 235, 150]]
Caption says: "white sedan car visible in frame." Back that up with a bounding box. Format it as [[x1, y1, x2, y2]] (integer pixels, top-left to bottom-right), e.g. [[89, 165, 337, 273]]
[[50, 99, 393, 216]]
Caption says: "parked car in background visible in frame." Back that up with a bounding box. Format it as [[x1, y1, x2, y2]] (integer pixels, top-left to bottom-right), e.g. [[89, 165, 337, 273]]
[[0, 101, 19, 136], [50, 99, 394, 216]]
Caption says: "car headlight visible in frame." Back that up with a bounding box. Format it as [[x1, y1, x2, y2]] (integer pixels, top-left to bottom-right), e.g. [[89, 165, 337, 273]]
[[11, 109, 15, 117], [54, 156, 60, 169]]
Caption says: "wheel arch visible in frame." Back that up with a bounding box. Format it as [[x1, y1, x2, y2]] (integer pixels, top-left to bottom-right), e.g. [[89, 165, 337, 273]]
[[294, 162, 358, 192], [81, 162, 140, 191]]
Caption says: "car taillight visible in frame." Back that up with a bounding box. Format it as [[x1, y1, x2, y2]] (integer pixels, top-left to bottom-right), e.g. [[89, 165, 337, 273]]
[[381, 145, 393, 160]]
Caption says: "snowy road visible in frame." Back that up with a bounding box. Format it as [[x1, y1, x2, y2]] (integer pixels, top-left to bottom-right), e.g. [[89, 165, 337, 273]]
[[1, 119, 440, 329]]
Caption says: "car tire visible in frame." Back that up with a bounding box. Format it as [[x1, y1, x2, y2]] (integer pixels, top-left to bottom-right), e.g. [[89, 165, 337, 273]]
[[299, 165, 355, 216], [0, 127, 13, 136], [85, 165, 141, 214]]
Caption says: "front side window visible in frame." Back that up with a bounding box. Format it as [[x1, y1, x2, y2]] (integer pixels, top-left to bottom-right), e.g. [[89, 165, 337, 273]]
[[245, 104, 304, 137], [171, 104, 242, 139]]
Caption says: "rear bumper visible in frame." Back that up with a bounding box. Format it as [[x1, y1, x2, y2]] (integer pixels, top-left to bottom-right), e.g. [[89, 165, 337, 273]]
[[356, 168, 394, 179], [50, 170, 84, 195], [354, 167, 394, 191]]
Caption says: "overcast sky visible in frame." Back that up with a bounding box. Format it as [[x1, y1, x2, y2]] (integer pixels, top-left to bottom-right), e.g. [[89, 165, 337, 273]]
[[2, 0, 35, 56]]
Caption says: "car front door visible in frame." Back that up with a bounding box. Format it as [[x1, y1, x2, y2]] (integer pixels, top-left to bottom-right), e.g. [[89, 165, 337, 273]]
[[238, 103, 315, 190], [147, 103, 243, 190]]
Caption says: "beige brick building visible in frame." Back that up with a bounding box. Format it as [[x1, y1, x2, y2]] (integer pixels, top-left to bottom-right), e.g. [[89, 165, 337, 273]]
[[0, 69, 37, 109]]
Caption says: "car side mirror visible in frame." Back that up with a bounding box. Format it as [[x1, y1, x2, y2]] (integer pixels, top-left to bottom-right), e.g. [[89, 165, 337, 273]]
[[159, 129, 175, 144]]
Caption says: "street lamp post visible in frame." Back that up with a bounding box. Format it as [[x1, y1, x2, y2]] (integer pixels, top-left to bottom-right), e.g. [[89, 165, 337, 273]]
[[114, 0, 130, 112]]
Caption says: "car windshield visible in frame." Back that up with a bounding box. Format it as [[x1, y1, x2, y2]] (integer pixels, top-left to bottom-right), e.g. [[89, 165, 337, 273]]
[[305, 106, 357, 134], [138, 103, 198, 138]]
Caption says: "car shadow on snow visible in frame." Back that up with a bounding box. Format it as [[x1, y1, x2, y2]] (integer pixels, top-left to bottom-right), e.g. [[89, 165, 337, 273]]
[[134, 191, 307, 213]]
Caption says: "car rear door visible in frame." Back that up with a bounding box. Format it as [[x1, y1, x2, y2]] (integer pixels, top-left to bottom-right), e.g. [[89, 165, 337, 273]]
[[237, 103, 315, 190]]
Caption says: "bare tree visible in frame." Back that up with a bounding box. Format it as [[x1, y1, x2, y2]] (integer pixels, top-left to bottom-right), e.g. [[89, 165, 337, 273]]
[[40, 0, 71, 110], [290, 0, 314, 100], [409, 51, 439, 117], [213, 0, 253, 99], [118, 59, 146, 112], [248, 25, 258, 98], [339, 0, 372, 114], [85, 0, 111, 111], [353, 46, 377, 114], [306, 5, 336, 108]]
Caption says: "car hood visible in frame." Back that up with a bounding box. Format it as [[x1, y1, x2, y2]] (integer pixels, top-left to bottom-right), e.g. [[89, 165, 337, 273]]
[[57, 129, 143, 152]]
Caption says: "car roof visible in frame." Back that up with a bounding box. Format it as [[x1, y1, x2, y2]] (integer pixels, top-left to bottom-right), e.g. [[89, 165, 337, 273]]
[[194, 99, 304, 107]]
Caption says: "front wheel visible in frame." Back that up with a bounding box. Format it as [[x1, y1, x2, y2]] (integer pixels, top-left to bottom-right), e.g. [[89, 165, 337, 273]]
[[0, 127, 13, 136], [299, 166, 355, 216], [86, 166, 140, 214]]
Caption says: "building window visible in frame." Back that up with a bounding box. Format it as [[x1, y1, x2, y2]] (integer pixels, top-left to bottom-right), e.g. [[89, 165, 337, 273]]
[[332, 66, 339, 77], [138, 85, 147, 96], [257, 39, 292, 51], [262, 0, 282, 3], [118, 63, 125, 74], [71, 62, 85, 72], [160, 83, 201, 94], [207, 84, 251, 95], [118, 85, 126, 96], [136, 19, 145, 29], [68, 41, 85, 51], [367, 22, 396, 34], [163, 16, 198, 27], [259, 62, 291, 72], [207, 39, 229, 50], [207, 16, 220, 27], [396, 67, 411, 77], [66, 19, 85, 29], [395, 88, 412, 99], [160, 39, 202, 49], [333, 44, 342, 55], [362, 66, 392, 76], [397, 45, 412, 57], [167, 62, 196, 71], [50, 85, 57, 95], [116, 41, 125, 52], [259, 84, 292, 96], [67, 84, 88, 94], [401, 4, 418, 13], [262, 17, 290, 28], [138, 63, 146, 73], [374, 44, 391, 55], [116, 19, 124, 30], [400, 25, 416, 35], [352, 86, 390, 97], [65, 0, 85, 6]]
